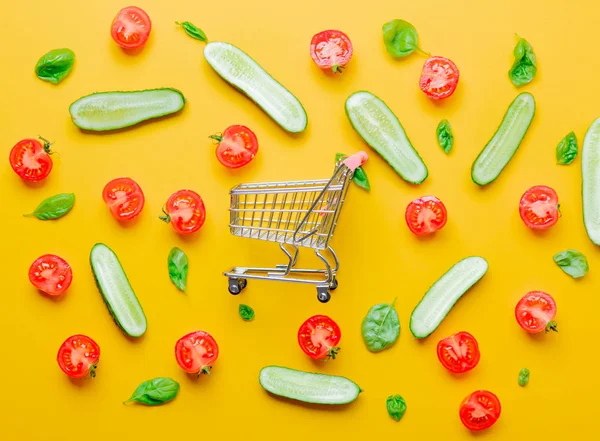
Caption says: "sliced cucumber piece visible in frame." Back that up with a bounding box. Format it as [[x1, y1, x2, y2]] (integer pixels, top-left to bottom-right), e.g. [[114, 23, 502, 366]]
[[90, 243, 147, 338], [345, 91, 428, 184], [69, 88, 185, 131], [410, 256, 488, 338], [259, 366, 361, 405], [582, 117, 600, 245], [471, 92, 535, 186], [204, 42, 307, 134]]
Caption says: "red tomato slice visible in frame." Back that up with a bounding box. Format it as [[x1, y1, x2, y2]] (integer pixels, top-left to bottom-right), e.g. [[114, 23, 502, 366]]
[[297, 315, 341, 360], [160, 189, 206, 234], [310, 30, 353, 73], [211, 125, 258, 168], [405, 196, 447, 236], [419, 56, 460, 100], [29, 254, 72, 296], [110, 6, 152, 49], [459, 390, 501, 431], [437, 331, 480, 373], [175, 331, 219, 375], [9, 137, 53, 182], [57, 334, 100, 379], [515, 291, 558, 333], [102, 177, 145, 221], [519, 185, 560, 230]]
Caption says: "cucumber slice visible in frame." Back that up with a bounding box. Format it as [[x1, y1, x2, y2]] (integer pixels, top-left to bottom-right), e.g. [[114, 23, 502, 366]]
[[345, 91, 428, 184], [204, 42, 307, 134], [69, 88, 185, 131], [471, 92, 535, 186], [582, 117, 600, 245], [259, 366, 361, 405], [90, 243, 147, 338], [410, 256, 488, 339]]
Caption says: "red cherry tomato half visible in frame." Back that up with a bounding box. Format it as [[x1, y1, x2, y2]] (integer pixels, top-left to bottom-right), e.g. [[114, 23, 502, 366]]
[[310, 30, 353, 73], [175, 331, 219, 375], [210, 125, 258, 169], [298, 315, 341, 360], [57, 334, 100, 379], [29, 254, 72, 296], [405, 196, 447, 236], [437, 331, 480, 373], [459, 390, 501, 431], [419, 56, 460, 100], [519, 185, 560, 230], [515, 291, 558, 333], [9, 137, 53, 182], [110, 6, 152, 49], [160, 189, 206, 234], [102, 177, 145, 221]]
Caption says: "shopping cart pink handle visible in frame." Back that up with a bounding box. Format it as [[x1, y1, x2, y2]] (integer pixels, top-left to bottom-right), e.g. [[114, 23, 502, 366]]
[[342, 151, 368, 171]]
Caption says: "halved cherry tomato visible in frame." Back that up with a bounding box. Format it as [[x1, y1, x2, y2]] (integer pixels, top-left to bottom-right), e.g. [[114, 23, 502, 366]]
[[175, 331, 219, 375], [519, 185, 560, 230], [459, 390, 501, 431], [29, 254, 72, 296], [298, 315, 341, 360], [209, 125, 258, 169], [437, 331, 480, 373], [515, 291, 558, 333], [110, 6, 152, 50], [405, 196, 447, 236], [9, 137, 53, 182], [57, 334, 100, 379], [160, 189, 206, 234], [310, 30, 353, 73], [102, 177, 145, 221], [419, 56, 460, 100]]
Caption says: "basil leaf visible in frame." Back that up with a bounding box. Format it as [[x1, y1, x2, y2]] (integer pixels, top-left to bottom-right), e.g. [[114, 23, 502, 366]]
[[553, 249, 589, 278], [518, 368, 530, 387], [335, 153, 371, 190], [35, 48, 75, 84], [168, 247, 188, 292], [436, 119, 454, 154], [125, 377, 180, 406], [508, 36, 537, 87], [386, 395, 407, 421], [24, 193, 75, 220], [382, 19, 426, 58], [176, 21, 208, 42], [239, 304, 255, 321], [361, 298, 400, 352], [556, 131, 578, 165]]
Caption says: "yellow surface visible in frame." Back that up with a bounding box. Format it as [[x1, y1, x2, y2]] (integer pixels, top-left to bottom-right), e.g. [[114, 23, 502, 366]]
[[1, 0, 598, 439]]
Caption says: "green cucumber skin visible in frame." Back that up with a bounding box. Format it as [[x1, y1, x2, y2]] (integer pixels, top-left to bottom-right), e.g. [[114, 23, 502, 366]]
[[582, 117, 600, 245], [259, 366, 361, 405], [69, 88, 185, 132], [203, 42, 308, 134], [471, 92, 536, 186]]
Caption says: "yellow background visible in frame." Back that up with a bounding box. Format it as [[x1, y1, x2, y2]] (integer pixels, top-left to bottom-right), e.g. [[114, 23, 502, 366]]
[[1, 0, 598, 439]]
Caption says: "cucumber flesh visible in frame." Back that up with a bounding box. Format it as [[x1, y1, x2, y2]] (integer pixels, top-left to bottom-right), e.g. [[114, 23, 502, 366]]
[[582, 117, 600, 245], [345, 91, 428, 184], [90, 243, 147, 338], [69, 88, 185, 131], [204, 42, 307, 134], [410, 256, 488, 339], [471, 92, 535, 186], [259, 366, 361, 405]]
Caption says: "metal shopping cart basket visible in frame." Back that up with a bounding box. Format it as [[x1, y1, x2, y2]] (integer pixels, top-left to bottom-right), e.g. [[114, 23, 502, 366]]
[[223, 151, 368, 303]]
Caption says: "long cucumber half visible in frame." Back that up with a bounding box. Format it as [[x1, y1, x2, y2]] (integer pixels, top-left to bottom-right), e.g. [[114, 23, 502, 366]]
[[582, 117, 600, 245], [471, 92, 535, 186], [259, 366, 361, 405], [204, 42, 307, 134], [345, 91, 428, 184], [410, 256, 488, 338], [69, 88, 185, 131], [90, 243, 147, 338]]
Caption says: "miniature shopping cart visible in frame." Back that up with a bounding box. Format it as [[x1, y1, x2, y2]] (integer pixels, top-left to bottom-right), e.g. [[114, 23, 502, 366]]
[[223, 151, 368, 303]]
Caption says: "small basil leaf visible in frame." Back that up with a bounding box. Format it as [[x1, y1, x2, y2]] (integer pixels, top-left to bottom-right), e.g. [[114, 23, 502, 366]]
[[176, 21, 208, 42], [168, 247, 188, 292], [361, 299, 400, 352], [556, 131, 578, 165], [335, 153, 370, 190], [35, 48, 75, 84], [386, 395, 407, 421], [553, 249, 589, 278], [24, 193, 75, 220], [125, 377, 180, 406], [436, 119, 454, 154], [508, 36, 537, 87], [239, 304, 255, 321], [518, 368, 530, 387], [382, 19, 426, 58]]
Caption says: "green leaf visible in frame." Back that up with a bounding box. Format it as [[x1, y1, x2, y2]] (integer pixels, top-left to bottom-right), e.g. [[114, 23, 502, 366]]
[[508, 36, 537, 87], [553, 249, 589, 278], [436, 119, 454, 154], [361, 299, 400, 352], [168, 247, 188, 292], [382, 19, 427, 58], [335, 153, 370, 190], [518, 368, 530, 387], [35, 48, 75, 84], [386, 395, 407, 421], [556, 131, 578, 165], [124, 377, 180, 406], [24, 193, 75, 220], [239, 304, 255, 321], [176, 21, 208, 42]]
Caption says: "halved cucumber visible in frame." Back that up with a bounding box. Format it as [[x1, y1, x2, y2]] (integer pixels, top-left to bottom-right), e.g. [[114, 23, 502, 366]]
[[259, 366, 361, 405], [410, 256, 488, 339], [471, 92, 535, 186], [90, 243, 147, 338], [204, 42, 307, 134], [69, 88, 185, 131], [345, 91, 428, 184], [582, 117, 600, 245]]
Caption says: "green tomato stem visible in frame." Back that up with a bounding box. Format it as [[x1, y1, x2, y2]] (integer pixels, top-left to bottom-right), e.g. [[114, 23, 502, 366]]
[[208, 133, 223, 143], [325, 347, 341, 361], [545, 320, 558, 333]]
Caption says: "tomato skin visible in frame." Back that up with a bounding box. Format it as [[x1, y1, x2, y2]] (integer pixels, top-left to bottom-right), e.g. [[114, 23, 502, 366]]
[[110, 6, 152, 49], [437, 332, 480, 373], [519, 185, 560, 230], [405, 196, 447, 236], [160, 189, 206, 234], [102, 177, 145, 221], [297, 315, 342, 360], [9, 137, 53, 182], [175, 331, 219, 375], [419, 56, 460, 100], [515, 291, 558, 333], [57, 334, 100, 379], [310, 30, 353, 73], [459, 390, 501, 431], [28, 254, 72, 296], [211, 125, 258, 169]]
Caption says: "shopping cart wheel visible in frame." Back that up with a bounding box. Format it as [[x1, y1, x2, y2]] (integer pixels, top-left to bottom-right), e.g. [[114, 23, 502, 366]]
[[316, 286, 331, 303], [228, 278, 247, 295], [329, 277, 338, 290]]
